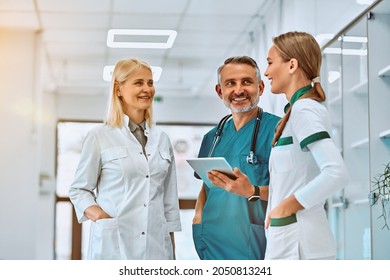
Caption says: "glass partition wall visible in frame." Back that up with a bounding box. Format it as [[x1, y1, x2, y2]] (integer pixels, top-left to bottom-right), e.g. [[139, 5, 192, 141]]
[[341, 17, 371, 260], [322, 15, 371, 260], [323, 0, 390, 259]]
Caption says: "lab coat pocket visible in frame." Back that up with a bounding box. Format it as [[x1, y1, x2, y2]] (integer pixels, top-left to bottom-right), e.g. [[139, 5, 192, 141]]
[[158, 150, 171, 174], [101, 147, 128, 164], [265, 220, 300, 260], [88, 217, 121, 260], [102, 147, 128, 161]]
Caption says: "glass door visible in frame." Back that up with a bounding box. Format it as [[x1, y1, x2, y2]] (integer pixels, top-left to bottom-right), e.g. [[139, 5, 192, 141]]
[[322, 14, 371, 259], [322, 34, 346, 259], [340, 16, 371, 260]]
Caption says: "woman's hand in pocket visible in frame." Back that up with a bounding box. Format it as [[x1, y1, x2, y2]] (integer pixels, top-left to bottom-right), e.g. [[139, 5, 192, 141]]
[[85, 205, 112, 222], [265, 195, 304, 229]]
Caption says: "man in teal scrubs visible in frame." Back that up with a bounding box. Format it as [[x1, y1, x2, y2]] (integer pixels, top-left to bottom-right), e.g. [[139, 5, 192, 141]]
[[192, 56, 280, 259]]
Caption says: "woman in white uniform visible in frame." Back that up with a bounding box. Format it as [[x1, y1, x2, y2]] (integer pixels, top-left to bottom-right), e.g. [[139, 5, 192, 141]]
[[69, 58, 181, 260], [263, 31, 348, 259]]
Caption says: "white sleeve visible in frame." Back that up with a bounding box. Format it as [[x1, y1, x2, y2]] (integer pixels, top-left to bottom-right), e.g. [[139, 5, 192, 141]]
[[163, 150, 182, 232], [291, 99, 331, 151], [68, 130, 102, 223], [162, 136, 182, 232], [294, 138, 349, 209]]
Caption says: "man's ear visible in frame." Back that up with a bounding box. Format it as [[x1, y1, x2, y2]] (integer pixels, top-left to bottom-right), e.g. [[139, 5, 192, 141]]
[[215, 84, 223, 99], [258, 80, 265, 96], [289, 58, 298, 74]]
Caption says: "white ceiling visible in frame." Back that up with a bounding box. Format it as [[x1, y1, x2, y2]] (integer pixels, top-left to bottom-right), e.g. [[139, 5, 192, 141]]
[[0, 0, 383, 98], [0, 0, 272, 97]]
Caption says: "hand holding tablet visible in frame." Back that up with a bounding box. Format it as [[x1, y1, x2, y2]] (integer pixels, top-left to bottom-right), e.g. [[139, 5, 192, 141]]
[[186, 157, 236, 189]]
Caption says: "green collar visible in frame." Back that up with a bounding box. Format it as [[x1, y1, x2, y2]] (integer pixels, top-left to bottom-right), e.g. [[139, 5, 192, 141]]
[[284, 84, 312, 113]]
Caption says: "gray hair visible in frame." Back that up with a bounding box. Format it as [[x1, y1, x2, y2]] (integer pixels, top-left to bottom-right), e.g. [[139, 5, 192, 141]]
[[217, 56, 262, 84]]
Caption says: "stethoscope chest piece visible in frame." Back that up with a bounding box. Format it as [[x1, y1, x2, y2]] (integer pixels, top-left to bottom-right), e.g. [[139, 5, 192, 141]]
[[246, 151, 258, 164]]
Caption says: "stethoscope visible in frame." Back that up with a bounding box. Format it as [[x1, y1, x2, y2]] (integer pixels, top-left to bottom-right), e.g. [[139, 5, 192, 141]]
[[208, 107, 263, 165]]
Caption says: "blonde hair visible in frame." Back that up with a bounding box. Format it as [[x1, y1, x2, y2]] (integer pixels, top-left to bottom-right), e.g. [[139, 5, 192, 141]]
[[104, 58, 154, 128], [272, 31, 326, 146]]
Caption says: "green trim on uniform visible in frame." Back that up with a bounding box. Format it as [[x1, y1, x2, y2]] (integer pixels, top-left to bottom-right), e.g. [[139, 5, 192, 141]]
[[270, 214, 297, 227], [300, 131, 330, 149], [284, 85, 313, 113], [275, 136, 293, 146]]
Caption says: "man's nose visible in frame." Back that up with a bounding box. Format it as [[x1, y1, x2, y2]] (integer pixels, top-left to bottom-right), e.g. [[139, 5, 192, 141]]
[[233, 84, 243, 94]]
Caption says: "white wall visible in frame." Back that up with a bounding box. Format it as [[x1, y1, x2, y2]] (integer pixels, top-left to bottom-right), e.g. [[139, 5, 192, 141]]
[[0, 29, 40, 259]]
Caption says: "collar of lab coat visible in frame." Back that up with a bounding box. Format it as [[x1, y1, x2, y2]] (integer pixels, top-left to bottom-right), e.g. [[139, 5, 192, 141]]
[[127, 118, 146, 133], [284, 84, 312, 113], [123, 114, 151, 134]]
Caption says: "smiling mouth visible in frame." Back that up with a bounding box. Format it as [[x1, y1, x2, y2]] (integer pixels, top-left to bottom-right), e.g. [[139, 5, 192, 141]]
[[231, 96, 249, 102]]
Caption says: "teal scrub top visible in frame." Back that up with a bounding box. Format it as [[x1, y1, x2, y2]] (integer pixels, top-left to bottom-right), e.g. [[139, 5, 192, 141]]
[[192, 110, 280, 260]]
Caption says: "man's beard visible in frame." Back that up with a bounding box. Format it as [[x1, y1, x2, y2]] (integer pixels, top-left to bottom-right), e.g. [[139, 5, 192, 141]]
[[223, 95, 259, 113]]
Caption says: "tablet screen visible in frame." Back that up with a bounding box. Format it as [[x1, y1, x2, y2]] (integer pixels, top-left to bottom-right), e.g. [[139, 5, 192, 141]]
[[186, 157, 236, 189]]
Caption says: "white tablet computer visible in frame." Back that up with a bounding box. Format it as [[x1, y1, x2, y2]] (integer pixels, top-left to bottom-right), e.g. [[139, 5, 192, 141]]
[[186, 157, 236, 189]]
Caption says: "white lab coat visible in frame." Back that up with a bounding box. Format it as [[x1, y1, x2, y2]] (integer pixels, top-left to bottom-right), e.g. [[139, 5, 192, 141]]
[[69, 116, 181, 260]]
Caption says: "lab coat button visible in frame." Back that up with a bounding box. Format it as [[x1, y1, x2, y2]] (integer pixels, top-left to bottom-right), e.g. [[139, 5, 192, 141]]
[[144, 203, 147, 207], [146, 175, 149, 178], [141, 232, 145, 235]]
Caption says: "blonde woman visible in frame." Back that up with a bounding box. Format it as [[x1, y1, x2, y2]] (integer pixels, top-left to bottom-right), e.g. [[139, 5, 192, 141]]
[[69, 58, 181, 260], [263, 32, 348, 259]]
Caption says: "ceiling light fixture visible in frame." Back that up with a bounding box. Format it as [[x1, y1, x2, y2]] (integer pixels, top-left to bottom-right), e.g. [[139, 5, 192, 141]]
[[106, 29, 177, 49], [323, 48, 367, 56], [342, 36, 368, 43], [316, 34, 368, 46], [103, 65, 163, 82], [355, 0, 375, 5]]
